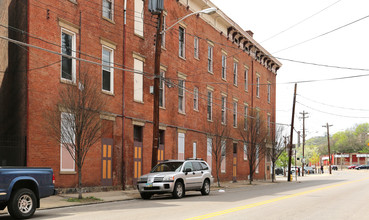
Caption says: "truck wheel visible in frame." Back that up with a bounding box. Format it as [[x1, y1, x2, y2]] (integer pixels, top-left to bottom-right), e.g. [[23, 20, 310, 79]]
[[140, 192, 152, 200], [201, 179, 210, 195], [172, 181, 184, 199], [8, 188, 37, 219]]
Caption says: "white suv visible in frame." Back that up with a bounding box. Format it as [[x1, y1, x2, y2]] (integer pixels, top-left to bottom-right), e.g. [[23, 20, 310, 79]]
[[137, 159, 213, 199]]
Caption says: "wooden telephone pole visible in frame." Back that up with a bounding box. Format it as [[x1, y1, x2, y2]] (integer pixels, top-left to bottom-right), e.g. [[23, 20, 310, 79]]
[[299, 111, 308, 176], [322, 123, 333, 174], [287, 83, 297, 182]]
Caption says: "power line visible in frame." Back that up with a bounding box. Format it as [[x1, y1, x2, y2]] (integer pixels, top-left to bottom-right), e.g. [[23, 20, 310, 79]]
[[273, 13, 369, 54], [297, 94, 369, 111], [261, 0, 343, 43]]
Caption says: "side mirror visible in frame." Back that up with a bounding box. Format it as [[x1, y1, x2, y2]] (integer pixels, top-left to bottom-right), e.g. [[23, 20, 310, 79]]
[[184, 168, 192, 173]]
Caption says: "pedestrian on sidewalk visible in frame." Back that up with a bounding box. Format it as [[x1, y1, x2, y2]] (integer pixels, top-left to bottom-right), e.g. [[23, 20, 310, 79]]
[[321, 165, 324, 174]]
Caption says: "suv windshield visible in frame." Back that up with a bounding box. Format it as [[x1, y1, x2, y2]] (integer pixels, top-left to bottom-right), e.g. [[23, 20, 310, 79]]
[[151, 162, 184, 173]]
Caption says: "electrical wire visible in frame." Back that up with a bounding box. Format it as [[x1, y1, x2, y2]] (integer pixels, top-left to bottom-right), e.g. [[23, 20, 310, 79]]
[[297, 94, 369, 111]]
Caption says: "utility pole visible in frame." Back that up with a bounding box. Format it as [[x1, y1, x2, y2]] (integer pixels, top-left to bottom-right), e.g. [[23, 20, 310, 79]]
[[151, 11, 164, 168], [299, 111, 308, 176], [288, 83, 297, 182], [322, 123, 333, 174]]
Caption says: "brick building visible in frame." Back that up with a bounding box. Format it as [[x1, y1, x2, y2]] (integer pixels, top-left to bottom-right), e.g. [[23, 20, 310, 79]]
[[0, 0, 281, 189]]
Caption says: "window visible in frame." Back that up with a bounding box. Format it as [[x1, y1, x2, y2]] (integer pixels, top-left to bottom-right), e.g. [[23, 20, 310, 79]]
[[268, 114, 271, 135], [256, 110, 260, 134], [207, 91, 213, 121], [162, 15, 166, 47], [134, 0, 144, 37], [194, 36, 199, 59], [134, 58, 143, 102], [221, 139, 226, 173], [207, 137, 212, 169], [102, 47, 114, 93], [159, 71, 165, 107], [267, 82, 271, 103], [193, 142, 197, 158], [134, 125, 143, 142], [193, 87, 199, 111], [244, 105, 248, 130], [256, 145, 260, 173], [208, 45, 213, 73], [178, 79, 185, 113], [179, 26, 185, 58], [221, 96, 226, 124], [233, 61, 238, 86], [61, 30, 76, 82], [256, 76, 260, 97], [60, 112, 75, 172], [243, 143, 247, 160], [244, 68, 248, 91], [102, 0, 113, 20], [221, 54, 227, 79], [178, 133, 185, 160], [233, 102, 237, 127]]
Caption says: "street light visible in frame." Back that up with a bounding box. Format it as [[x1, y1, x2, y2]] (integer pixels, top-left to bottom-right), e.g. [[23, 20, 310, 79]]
[[151, 7, 217, 168]]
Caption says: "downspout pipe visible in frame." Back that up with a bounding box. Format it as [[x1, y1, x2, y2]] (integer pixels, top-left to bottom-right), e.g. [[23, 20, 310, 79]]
[[121, 0, 127, 190]]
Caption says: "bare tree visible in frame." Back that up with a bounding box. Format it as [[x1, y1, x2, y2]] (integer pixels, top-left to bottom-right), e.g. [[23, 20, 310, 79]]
[[268, 125, 285, 182], [46, 71, 106, 199], [238, 109, 268, 184], [205, 112, 231, 187]]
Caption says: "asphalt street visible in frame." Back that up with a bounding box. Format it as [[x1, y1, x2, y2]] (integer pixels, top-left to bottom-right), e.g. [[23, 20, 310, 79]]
[[1, 170, 368, 220]]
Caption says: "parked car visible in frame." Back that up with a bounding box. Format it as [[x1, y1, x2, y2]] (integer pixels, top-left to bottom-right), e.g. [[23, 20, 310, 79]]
[[137, 159, 213, 199], [331, 165, 338, 171], [355, 165, 369, 170], [275, 167, 284, 175], [347, 165, 359, 169], [0, 167, 55, 219], [304, 166, 315, 174]]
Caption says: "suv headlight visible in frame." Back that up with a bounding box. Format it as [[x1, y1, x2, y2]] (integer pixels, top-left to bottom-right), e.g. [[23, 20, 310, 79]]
[[163, 175, 174, 181]]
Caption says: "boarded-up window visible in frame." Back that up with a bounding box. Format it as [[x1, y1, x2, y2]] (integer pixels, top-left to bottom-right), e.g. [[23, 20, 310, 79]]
[[134, 0, 144, 36], [60, 112, 75, 171], [134, 58, 143, 102], [178, 133, 185, 160]]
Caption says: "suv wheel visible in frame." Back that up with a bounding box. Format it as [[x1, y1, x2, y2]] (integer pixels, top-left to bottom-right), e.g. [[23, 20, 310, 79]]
[[172, 181, 184, 199], [8, 188, 37, 219], [201, 179, 210, 195], [140, 192, 152, 200]]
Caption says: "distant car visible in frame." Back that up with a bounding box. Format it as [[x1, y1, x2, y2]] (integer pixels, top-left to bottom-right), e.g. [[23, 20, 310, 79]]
[[304, 166, 315, 174], [347, 165, 358, 169], [137, 159, 213, 199], [275, 168, 283, 175], [355, 165, 369, 170], [331, 165, 338, 171]]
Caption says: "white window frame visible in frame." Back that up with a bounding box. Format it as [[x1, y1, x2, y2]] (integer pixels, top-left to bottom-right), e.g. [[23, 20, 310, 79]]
[[159, 70, 165, 107], [221, 54, 227, 80], [256, 145, 260, 173], [244, 68, 248, 91], [207, 90, 213, 121], [134, 0, 144, 37], [133, 58, 144, 102], [207, 137, 212, 169], [268, 114, 271, 135], [244, 104, 248, 130], [233, 102, 238, 128], [179, 26, 186, 58], [102, 46, 114, 93], [102, 0, 114, 20], [178, 79, 185, 113], [60, 112, 75, 172], [221, 96, 226, 124], [193, 142, 197, 158], [243, 142, 247, 160], [162, 14, 166, 48], [61, 28, 76, 83], [233, 61, 238, 86], [193, 87, 199, 111], [178, 133, 185, 160], [221, 139, 226, 173], [208, 45, 213, 73], [194, 36, 199, 59]]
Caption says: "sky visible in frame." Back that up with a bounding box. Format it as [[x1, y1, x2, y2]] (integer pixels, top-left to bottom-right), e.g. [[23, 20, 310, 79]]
[[211, 0, 369, 140]]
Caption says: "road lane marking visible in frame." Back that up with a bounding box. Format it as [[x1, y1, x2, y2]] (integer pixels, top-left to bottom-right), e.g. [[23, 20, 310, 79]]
[[186, 177, 369, 220]]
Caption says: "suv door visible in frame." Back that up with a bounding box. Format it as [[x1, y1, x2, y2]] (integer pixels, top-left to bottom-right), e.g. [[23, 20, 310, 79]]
[[183, 161, 197, 190], [192, 162, 205, 189]]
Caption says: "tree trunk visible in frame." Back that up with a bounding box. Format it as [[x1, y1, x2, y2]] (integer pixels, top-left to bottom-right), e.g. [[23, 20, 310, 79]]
[[78, 165, 82, 199], [216, 160, 220, 187]]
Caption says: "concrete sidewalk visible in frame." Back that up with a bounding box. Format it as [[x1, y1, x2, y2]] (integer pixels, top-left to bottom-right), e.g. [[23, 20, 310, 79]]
[[0, 177, 288, 215]]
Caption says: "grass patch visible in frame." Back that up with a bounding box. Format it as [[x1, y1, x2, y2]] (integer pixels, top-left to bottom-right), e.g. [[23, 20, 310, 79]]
[[67, 196, 103, 203]]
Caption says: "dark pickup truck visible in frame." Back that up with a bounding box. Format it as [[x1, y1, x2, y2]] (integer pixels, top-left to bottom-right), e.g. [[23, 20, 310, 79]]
[[0, 167, 55, 219]]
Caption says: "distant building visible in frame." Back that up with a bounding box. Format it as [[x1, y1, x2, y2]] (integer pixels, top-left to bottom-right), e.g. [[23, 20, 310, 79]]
[[0, 0, 281, 189]]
